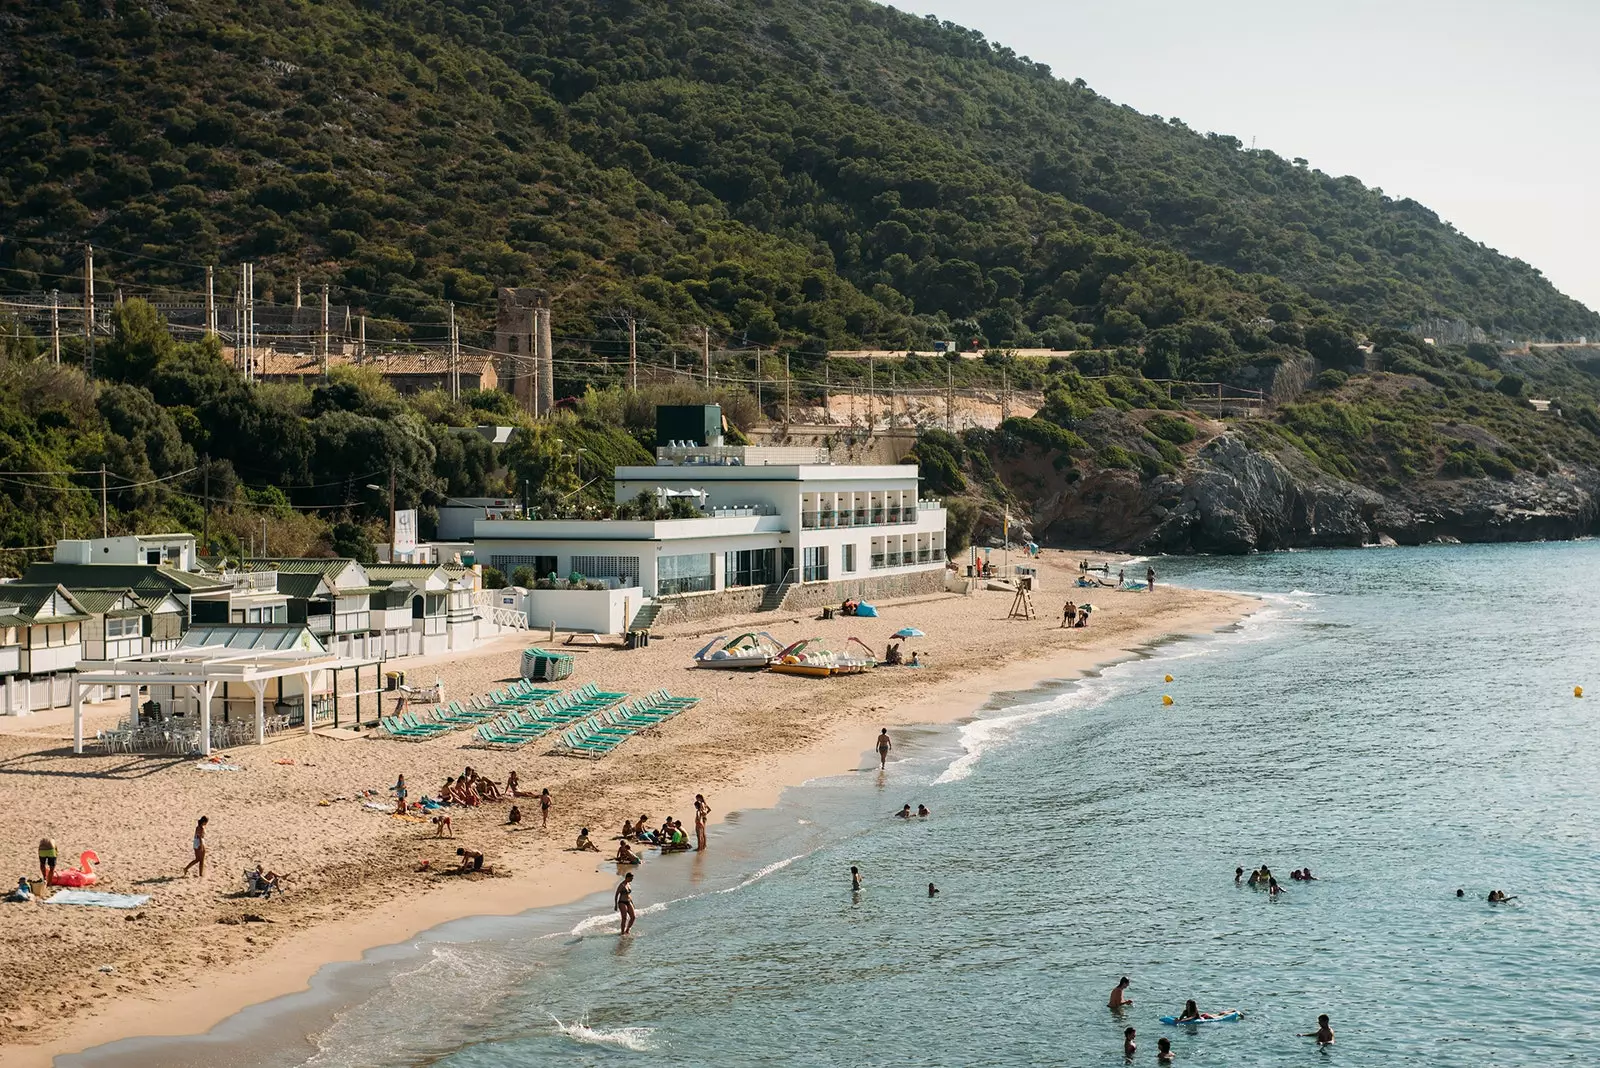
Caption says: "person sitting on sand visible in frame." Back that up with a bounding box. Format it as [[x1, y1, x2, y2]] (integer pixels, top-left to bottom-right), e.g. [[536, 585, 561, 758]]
[[621, 819, 636, 839], [507, 806, 522, 826], [896, 804, 912, 819], [1298, 1014, 1335, 1045], [432, 814, 453, 838], [506, 770, 523, 797], [576, 828, 601, 852], [635, 815, 657, 844], [6, 877, 31, 902], [909, 651, 922, 667], [1109, 976, 1133, 1009], [1157, 1036, 1174, 1063], [476, 777, 503, 802], [884, 643, 903, 666], [668, 822, 690, 850], [251, 864, 286, 894], [454, 847, 486, 873], [917, 804, 930, 817], [616, 841, 640, 865]]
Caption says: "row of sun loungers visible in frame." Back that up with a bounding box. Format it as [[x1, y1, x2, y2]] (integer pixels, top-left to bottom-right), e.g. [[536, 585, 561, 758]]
[[468, 688, 699, 758], [377, 680, 587, 740], [550, 690, 701, 760], [465, 684, 630, 748]]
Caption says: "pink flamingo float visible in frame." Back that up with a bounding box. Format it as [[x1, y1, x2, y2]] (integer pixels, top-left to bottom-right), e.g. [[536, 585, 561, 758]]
[[49, 850, 99, 887]]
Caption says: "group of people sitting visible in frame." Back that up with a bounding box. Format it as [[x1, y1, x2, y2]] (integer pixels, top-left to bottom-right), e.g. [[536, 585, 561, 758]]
[[882, 643, 922, 667], [1060, 600, 1093, 628], [839, 598, 862, 616], [620, 814, 692, 851]]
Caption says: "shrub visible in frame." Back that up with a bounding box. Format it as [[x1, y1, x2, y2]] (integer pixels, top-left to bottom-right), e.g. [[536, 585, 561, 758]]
[[482, 565, 507, 588], [1144, 414, 1196, 445], [1315, 369, 1348, 390], [1000, 416, 1087, 453], [511, 565, 534, 587]]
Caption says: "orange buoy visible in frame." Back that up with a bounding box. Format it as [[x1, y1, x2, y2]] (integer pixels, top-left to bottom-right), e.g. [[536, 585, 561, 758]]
[[1164, 674, 1174, 683], [1576, 686, 1584, 698], [1162, 695, 1174, 706]]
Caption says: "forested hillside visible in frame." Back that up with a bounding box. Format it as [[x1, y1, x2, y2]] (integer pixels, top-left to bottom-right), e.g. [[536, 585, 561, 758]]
[[2, 0, 1595, 366]]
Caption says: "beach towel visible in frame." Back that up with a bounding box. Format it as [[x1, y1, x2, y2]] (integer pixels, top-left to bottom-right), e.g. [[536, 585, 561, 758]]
[[195, 762, 243, 772], [363, 801, 398, 812], [43, 890, 150, 909]]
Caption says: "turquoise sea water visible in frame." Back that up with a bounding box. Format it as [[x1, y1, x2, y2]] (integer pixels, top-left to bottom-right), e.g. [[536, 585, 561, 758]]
[[70, 542, 1600, 1067]]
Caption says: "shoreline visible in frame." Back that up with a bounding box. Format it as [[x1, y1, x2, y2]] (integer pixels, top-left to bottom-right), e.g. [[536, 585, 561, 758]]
[[2, 561, 1251, 1067]]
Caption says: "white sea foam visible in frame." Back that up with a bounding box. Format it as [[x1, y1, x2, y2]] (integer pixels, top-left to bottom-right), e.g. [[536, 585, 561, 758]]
[[552, 1015, 657, 1051], [933, 671, 1130, 784], [569, 900, 670, 936], [717, 854, 803, 894]]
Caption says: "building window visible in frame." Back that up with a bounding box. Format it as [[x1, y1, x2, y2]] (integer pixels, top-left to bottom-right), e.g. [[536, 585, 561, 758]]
[[657, 553, 715, 596], [842, 543, 856, 574], [491, 554, 558, 580], [802, 546, 828, 583], [570, 555, 640, 587], [724, 548, 777, 588], [105, 617, 140, 639]]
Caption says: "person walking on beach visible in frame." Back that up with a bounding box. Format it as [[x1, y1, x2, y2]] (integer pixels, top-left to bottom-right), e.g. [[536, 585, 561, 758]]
[[1109, 976, 1133, 1009], [183, 816, 208, 878], [1298, 1014, 1335, 1045], [615, 871, 637, 935], [1061, 600, 1076, 628], [694, 793, 710, 851], [539, 787, 552, 829], [1146, 565, 1156, 591], [876, 729, 892, 769], [394, 773, 408, 815]]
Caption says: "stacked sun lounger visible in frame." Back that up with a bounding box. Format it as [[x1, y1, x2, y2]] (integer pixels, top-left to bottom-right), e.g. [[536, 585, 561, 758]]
[[376, 680, 563, 740], [550, 691, 701, 759], [465, 683, 629, 749]]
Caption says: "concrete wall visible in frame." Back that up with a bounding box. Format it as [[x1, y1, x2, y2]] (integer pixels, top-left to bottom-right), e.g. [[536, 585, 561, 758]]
[[525, 586, 642, 634], [652, 566, 947, 626]]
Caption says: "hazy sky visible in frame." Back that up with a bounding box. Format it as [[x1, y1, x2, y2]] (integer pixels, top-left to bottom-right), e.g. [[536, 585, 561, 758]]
[[909, 0, 1600, 313]]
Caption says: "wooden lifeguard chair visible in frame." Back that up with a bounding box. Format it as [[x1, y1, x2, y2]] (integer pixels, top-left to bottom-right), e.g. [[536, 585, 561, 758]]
[[1008, 576, 1036, 620]]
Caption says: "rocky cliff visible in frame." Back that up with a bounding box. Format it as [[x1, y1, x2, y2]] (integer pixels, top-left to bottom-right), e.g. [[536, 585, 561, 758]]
[[1024, 432, 1600, 554]]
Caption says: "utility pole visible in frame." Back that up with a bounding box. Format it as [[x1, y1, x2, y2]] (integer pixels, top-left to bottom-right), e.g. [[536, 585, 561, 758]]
[[321, 284, 331, 374], [295, 276, 302, 309], [947, 364, 955, 431], [242, 263, 253, 380], [824, 359, 831, 423], [358, 315, 367, 360], [83, 244, 94, 376], [201, 456, 210, 553], [388, 466, 397, 553], [1001, 367, 1010, 423], [99, 464, 108, 538], [628, 315, 638, 392], [785, 351, 791, 425], [50, 290, 60, 364], [261, 515, 267, 557], [448, 301, 459, 399], [890, 366, 896, 430], [701, 325, 710, 387], [205, 266, 216, 335]]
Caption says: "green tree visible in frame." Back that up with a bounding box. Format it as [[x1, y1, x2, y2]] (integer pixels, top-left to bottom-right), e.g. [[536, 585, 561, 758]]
[[102, 299, 175, 382]]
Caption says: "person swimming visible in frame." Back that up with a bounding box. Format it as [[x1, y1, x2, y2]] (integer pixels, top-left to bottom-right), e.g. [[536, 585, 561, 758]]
[[916, 804, 930, 817], [1157, 1036, 1174, 1062], [927, 882, 939, 897], [1298, 1013, 1335, 1045], [1235, 866, 1244, 883], [895, 804, 912, 819]]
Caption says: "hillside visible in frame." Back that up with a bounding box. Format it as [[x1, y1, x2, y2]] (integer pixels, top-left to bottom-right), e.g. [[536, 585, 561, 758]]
[[2, 0, 1596, 369]]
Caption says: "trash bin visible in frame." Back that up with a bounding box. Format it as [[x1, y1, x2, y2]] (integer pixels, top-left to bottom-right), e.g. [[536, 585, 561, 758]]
[[966, 565, 975, 577]]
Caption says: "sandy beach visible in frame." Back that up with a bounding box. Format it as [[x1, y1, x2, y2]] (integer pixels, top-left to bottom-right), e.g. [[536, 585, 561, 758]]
[[0, 552, 1249, 1066]]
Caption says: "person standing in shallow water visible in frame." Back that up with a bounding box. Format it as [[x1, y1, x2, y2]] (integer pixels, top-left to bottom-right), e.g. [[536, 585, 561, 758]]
[[614, 871, 636, 935], [851, 866, 862, 892], [1123, 1026, 1137, 1059], [876, 729, 892, 769], [1298, 1014, 1335, 1045], [1108, 976, 1133, 1009], [1147, 565, 1156, 591]]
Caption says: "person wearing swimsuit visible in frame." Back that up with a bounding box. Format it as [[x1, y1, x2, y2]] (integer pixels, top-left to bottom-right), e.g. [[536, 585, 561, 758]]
[[615, 871, 636, 934], [539, 788, 552, 829], [876, 729, 892, 769], [694, 794, 710, 851], [183, 816, 208, 877], [38, 838, 57, 883]]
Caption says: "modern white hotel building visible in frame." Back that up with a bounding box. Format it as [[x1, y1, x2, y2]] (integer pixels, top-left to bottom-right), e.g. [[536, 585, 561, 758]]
[[473, 439, 949, 613]]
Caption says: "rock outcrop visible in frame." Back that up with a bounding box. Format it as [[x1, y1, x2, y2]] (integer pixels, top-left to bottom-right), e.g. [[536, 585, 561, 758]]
[[1025, 432, 1600, 553]]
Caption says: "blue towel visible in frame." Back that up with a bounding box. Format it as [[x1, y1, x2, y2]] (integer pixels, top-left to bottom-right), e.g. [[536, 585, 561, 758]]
[[44, 890, 150, 909]]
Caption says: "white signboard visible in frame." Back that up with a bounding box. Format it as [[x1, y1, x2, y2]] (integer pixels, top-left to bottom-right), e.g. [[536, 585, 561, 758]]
[[393, 509, 418, 554]]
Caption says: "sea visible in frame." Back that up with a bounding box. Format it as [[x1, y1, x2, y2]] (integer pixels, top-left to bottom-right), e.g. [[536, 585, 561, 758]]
[[67, 541, 1600, 1067]]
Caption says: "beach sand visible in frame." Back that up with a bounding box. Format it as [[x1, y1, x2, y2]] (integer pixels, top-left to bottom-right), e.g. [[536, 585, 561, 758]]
[[0, 552, 1249, 1066]]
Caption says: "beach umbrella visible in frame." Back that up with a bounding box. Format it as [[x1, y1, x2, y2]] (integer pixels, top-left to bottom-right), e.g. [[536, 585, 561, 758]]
[[893, 627, 925, 638]]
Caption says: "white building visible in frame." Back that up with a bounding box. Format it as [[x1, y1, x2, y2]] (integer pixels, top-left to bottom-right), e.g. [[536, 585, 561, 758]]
[[474, 444, 947, 619]]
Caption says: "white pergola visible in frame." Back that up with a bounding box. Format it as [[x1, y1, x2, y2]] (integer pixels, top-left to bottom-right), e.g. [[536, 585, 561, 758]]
[[71, 645, 382, 755]]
